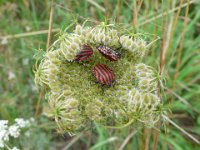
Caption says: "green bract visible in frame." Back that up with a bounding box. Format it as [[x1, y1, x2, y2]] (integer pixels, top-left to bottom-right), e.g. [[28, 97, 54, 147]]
[[34, 22, 163, 134]]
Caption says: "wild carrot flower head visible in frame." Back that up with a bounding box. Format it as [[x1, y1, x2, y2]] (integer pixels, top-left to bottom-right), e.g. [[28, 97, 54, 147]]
[[34, 21, 163, 134]]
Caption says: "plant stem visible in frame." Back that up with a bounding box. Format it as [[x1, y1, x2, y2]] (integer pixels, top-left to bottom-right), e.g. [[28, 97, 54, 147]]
[[46, 0, 55, 49]]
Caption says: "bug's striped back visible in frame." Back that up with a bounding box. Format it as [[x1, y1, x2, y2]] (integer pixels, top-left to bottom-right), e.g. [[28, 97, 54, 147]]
[[92, 64, 115, 87], [74, 45, 93, 62], [97, 45, 121, 61]]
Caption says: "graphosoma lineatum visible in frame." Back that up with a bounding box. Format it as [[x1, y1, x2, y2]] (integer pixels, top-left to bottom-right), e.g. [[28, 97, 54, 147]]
[[92, 64, 116, 87], [73, 45, 93, 62], [97, 45, 121, 61]]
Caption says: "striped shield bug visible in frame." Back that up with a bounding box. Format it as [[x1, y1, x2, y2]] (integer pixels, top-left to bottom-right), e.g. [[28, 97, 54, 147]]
[[73, 45, 93, 62], [92, 64, 116, 87], [97, 45, 121, 61]]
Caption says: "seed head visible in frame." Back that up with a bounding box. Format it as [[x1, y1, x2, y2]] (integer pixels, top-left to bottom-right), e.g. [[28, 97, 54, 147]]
[[34, 22, 163, 134]]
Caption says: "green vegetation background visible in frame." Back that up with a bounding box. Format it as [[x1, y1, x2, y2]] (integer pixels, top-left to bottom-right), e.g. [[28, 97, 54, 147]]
[[0, 0, 200, 150]]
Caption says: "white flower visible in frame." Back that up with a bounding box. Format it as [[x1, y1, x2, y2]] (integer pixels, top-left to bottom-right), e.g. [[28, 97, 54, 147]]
[[0, 121, 9, 148], [15, 118, 30, 128], [9, 125, 20, 138], [0, 120, 8, 130], [0, 130, 9, 141], [11, 147, 20, 150], [0, 118, 33, 148]]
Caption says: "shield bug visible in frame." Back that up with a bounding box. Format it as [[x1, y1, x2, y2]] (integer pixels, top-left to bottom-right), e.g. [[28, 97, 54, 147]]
[[92, 64, 116, 87], [73, 44, 93, 62], [97, 45, 121, 61]]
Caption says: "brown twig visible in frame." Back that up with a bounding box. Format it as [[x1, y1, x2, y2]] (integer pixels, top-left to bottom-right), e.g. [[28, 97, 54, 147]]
[[87, 0, 105, 12], [179, 16, 200, 27], [151, 0, 168, 149], [132, 0, 138, 29], [119, 130, 138, 150], [149, 1, 160, 65], [141, 0, 149, 30], [0, 28, 60, 40], [161, 3, 170, 150], [165, 87, 200, 114], [162, 0, 184, 65], [34, 87, 44, 117], [62, 133, 83, 150], [117, 0, 121, 22], [104, 0, 113, 19], [140, 128, 151, 150], [159, 0, 170, 77], [137, 0, 143, 13], [163, 115, 200, 144], [46, 0, 55, 49], [152, 120, 161, 150], [138, 0, 196, 27], [162, 0, 189, 149], [132, 0, 143, 30], [161, 1, 184, 148], [173, 0, 190, 88], [35, 0, 55, 117]]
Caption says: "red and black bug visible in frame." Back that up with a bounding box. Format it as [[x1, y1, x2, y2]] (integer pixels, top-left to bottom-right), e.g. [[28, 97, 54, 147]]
[[73, 45, 93, 62], [92, 64, 116, 87], [97, 45, 121, 61]]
